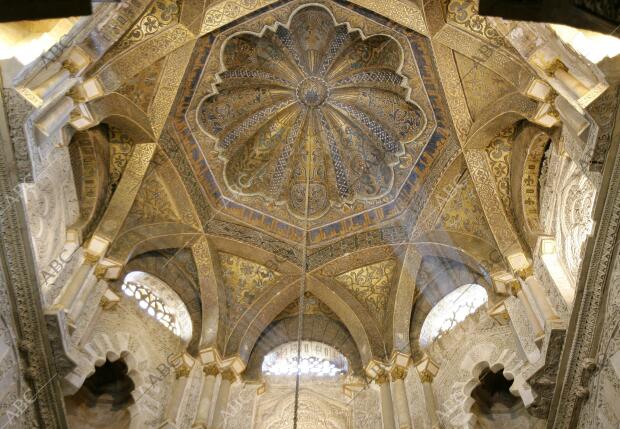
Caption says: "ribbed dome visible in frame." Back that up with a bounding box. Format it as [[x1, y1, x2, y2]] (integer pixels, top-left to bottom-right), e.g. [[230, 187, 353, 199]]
[[199, 5, 426, 219]]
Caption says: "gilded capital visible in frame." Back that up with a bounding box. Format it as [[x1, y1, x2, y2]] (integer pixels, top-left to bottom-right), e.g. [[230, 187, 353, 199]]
[[390, 365, 408, 381], [419, 369, 435, 383], [548, 107, 561, 120], [203, 363, 219, 377], [84, 252, 99, 266], [516, 266, 534, 281], [221, 368, 236, 382], [99, 295, 116, 310], [375, 370, 390, 385], [509, 281, 522, 297], [175, 364, 191, 379], [94, 264, 107, 280]]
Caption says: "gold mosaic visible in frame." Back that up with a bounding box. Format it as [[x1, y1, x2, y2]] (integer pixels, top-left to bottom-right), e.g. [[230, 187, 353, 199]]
[[198, 5, 426, 219], [335, 259, 396, 322], [220, 252, 281, 322]]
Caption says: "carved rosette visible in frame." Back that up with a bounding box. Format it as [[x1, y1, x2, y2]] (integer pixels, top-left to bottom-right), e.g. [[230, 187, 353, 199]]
[[199, 5, 425, 219]]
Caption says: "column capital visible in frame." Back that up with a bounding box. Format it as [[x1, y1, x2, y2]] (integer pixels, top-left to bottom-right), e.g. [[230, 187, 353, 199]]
[[175, 364, 191, 379], [171, 352, 195, 379], [390, 365, 408, 381], [198, 348, 246, 376], [84, 251, 99, 266], [99, 288, 120, 310], [488, 301, 510, 325], [375, 371, 390, 385], [509, 280, 522, 297], [544, 58, 569, 77], [202, 362, 219, 377], [199, 346, 223, 365], [389, 351, 411, 369], [415, 355, 439, 383], [220, 368, 236, 382], [364, 358, 385, 379], [418, 369, 435, 383], [94, 264, 107, 280], [516, 265, 534, 281]]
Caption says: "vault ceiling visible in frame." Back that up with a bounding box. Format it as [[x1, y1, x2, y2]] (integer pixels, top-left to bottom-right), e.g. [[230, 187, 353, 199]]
[[176, 0, 451, 246], [64, 0, 555, 365]]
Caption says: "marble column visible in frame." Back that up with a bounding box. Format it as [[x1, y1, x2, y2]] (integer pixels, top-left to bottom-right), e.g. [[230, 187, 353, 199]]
[[419, 371, 440, 428], [192, 363, 219, 428], [548, 60, 590, 99], [510, 281, 544, 338], [56, 259, 94, 313], [377, 371, 396, 429], [210, 368, 236, 429], [159, 363, 193, 428], [520, 269, 558, 327], [390, 366, 412, 429]]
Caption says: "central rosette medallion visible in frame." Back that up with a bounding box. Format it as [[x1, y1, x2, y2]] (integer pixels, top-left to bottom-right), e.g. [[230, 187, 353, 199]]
[[296, 77, 329, 107], [199, 5, 426, 219]]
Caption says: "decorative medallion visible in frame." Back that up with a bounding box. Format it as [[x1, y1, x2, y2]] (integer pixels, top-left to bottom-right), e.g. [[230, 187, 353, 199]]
[[198, 5, 426, 219]]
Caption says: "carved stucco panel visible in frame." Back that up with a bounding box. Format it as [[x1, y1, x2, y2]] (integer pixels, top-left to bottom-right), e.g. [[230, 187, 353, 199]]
[[178, 364, 203, 429], [70, 278, 108, 346], [223, 383, 258, 429], [0, 266, 34, 429], [505, 296, 541, 363], [200, 0, 280, 35], [578, 245, 620, 429], [351, 387, 382, 429], [405, 368, 431, 429], [533, 255, 571, 321], [542, 152, 597, 288], [254, 382, 354, 429]]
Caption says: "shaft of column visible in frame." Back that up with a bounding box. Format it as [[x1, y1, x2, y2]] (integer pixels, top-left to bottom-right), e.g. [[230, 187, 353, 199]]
[[554, 68, 589, 98], [192, 364, 218, 428], [163, 365, 192, 425], [524, 274, 558, 325], [377, 372, 396, 429], [57, 261, 93, 311], [390, 366, 412, 429], [211, 369, 235, 429], [420, 375, 440, 428], [511, 282, 544, 338]]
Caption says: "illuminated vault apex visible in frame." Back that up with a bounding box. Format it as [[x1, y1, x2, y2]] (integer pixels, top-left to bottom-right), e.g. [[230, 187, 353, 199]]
[[177, 0, 450, 244]]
